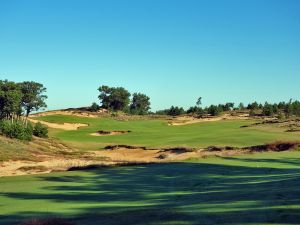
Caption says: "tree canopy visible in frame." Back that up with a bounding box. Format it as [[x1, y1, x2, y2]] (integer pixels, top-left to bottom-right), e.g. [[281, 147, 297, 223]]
[[130, 93, 151, 115], [20, 81, 47, 118], [98, 85, 131, 111]]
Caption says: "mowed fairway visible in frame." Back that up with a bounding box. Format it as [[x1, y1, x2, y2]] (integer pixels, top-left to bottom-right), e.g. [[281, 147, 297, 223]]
[[35, 115, 300, 150], [1, 151, 300, 225]]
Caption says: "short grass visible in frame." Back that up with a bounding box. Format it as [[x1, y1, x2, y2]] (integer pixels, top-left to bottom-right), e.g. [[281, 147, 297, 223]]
[[1, 151, 300, 225], [35, 115, 300, 150]]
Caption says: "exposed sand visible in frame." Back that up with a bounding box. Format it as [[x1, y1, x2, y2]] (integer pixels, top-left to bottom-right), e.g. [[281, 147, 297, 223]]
[[28, 118, 88, 130], [0, 159, 115, 177], [0, 146, 255, 177], [169, 114, 249, 126], [0, 148, 196, 177], [30, 109, 104, 118]]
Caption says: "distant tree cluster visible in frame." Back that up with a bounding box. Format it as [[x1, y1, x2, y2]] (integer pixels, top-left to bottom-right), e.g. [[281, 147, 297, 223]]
[[155, 97, 300, 118], [156, 106, 185, 116], [0, 80, 48, 140], [260, 100, 300, 117], [97, 85, 151, 115], [185, 100, 235, 117]]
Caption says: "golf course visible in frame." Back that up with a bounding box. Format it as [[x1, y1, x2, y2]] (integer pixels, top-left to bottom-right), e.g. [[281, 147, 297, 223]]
[[1, 149, 300, 225], [34, 114, 300, 150], [1, 0, 300, 224], [1, 111, 300, 225]]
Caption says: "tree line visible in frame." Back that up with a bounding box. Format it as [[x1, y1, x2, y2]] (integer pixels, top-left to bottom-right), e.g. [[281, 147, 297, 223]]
[[92, 85, 300, 118], [156, 99, 300, 117], [90, 85, 151, 115], [0, 80, 48, 140]]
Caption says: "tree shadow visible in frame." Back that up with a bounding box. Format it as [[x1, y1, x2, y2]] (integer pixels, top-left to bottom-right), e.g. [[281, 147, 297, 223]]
[[1, 161, 300, 225]]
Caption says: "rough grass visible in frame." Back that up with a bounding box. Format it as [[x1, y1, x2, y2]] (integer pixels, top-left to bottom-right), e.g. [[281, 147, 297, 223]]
[[1, 151, 300, 225], [0, 135, 80, 163], [34, 115, 300, 150], [0, 136, 32, 162]]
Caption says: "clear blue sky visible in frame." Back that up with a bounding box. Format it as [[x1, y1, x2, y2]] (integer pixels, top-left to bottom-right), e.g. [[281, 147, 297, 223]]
[[0, 0, 299, 111]]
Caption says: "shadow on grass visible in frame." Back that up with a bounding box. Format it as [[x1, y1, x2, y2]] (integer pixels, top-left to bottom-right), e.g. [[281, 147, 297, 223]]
[[1, 160, 300, 225]]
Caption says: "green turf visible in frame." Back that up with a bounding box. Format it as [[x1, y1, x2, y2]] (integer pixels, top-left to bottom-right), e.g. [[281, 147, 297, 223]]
[[35, 115, 300, 150], [1, 151, 300, 225]]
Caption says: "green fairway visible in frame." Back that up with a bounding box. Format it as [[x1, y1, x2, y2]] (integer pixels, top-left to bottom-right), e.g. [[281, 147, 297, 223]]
[[1, 151, 300, 225], [35, 115, 300, 150]]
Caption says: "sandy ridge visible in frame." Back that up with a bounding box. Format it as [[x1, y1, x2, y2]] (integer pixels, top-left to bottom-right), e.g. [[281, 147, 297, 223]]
[[28, 118, 88, 130]]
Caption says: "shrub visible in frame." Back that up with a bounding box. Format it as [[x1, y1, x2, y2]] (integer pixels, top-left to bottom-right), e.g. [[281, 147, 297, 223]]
[[33, 122, 48, 138], [249, 109, 256, 117], [207, 105, 222, 116], [89, 102, 100, 112], [0, 120, 33, 140], [0, 120, 13, 137]]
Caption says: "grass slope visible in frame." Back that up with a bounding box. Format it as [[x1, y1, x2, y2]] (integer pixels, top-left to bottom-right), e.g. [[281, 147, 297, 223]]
[[0, 136, 31, 162], [36, 115, 300, 150], [1, 151, 300, 225], [0, 135, 77, 163]]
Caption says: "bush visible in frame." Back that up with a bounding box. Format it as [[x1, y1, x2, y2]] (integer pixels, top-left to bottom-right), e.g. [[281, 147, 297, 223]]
[[33, 122, 48, 138], [89, 102, 100, 112], [0, 120, 33, 141], [207, 105, 222, 116], [167, 106, 185, 116], [249, 109, 256, 117]]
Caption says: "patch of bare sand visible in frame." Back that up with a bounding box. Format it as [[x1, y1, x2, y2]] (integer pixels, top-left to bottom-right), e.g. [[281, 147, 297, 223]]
[[4, 141, 289, 177], [0, 148, 198, 177], [169, 114, 250, 126], [28, 118, 88, 130], [89, 149, 161, 162], [30, 109, 104, 118], [90, 148, 249, 162], [0, 158, 115, 177]]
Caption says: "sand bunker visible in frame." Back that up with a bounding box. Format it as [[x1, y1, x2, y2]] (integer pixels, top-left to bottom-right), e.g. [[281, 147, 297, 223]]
[[91, 130, 131, 136], [0, 158, 115, 177], [169, 114, 249, 126], [2, 141, 299, 177], [30, 109, 102, 118], [28, 118, 88, 130]]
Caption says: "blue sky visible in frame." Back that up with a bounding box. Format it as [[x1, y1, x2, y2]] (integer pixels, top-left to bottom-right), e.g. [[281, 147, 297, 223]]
[[0, 0, 299, 111]]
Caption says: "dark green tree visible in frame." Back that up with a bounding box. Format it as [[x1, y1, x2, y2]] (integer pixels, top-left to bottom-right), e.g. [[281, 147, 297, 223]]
[[0, 80, 22, 120], [196, 97, 202, 107], [130, 93, 151, 115], [262, 102, 274, 116], [247, 101, 259, 110], [19, 81, 47, 121], [98, 86, 131, 111], [90, 102, 100, 112], [207, 105, 221, 116], [167, 106, 185, 116]]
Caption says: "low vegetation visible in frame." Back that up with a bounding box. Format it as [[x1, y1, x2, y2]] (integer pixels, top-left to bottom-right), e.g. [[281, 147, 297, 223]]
[[0, 79, 48, 141], [0, 119, 33, 141], [33, 122, 48, 138]]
